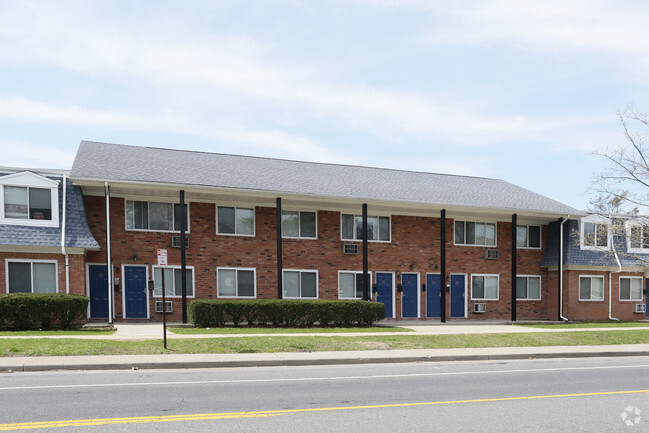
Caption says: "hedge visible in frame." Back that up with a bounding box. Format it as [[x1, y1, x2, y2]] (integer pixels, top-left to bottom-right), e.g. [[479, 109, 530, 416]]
[[188, 299, 385, 328], [0, 293, 89, 330]]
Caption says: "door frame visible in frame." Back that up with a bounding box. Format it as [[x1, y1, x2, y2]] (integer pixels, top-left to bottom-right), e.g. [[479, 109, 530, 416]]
[[450, 273, 467, 318], [121, 264, 150, 319], [376, 271, 396, 319], [400, 272, 420, 319], [425, 273, 441, 318], [86, 262, 109, 320]]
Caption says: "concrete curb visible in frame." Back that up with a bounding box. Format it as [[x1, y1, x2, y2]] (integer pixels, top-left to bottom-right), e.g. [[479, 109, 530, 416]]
[[4, 347, 649, 372]]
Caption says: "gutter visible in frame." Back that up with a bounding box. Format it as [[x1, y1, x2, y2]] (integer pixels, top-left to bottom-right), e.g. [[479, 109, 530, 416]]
[[559, 217, 569, 321], [61, 174, 70, 293]]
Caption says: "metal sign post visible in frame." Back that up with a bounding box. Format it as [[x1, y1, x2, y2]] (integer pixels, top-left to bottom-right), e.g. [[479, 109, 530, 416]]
[[157, 249, 168, 349]]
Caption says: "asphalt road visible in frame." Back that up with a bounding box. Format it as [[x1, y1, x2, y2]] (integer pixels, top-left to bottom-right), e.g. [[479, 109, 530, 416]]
[[1, 356, 649, 432]]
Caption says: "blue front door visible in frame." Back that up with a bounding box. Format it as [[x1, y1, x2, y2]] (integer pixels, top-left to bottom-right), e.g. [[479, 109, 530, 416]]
[[450, 274, 466, 318], [88, 265, 109, 319], [426, 274, 441, 318], [124, 266, 147, 319], [376, 272, 394, 319], [401, 273, 418, 318]]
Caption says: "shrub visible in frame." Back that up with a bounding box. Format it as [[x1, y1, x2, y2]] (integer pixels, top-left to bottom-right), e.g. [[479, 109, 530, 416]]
[[188, 299, 385, 328], [0, 293, 89, 330]]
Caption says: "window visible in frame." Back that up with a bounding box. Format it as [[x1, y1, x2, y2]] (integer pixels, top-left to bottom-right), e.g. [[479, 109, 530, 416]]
[[217, 207, 254, 235], [620, 276, 643, 301], [626, 219, 649, 252], [338, 271, 371, 299], [341, 214, 390, 242], [579, 276, 604, 301], [580, 216, 610, 250], [471, 275, 499, 300], [126, 200, 188, 232], [455, 221, 496, 246], [516, 276, 541, 300], [6, 260, 57, 293], [282, 211, 316, 238], [153, 267, 194, 297], [283, 270, 318, 298], [217, 268, 256, 298], [516, 225, 541, 248], [0, 171, 59, 227]]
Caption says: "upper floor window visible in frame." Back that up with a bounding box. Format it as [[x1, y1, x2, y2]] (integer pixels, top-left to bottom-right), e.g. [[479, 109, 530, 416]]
[[341, 214, 390, 242], [217, 206, 254, 236], [516, 225, 541, 249], [580, 215, 610, 250], [455, 221, 496, 246], [126, 200, 188, 232], [0, 171, 59, 227], [626, 218, 649, 252], [6, 260, 57, 293], [282, 211, 316, 239]]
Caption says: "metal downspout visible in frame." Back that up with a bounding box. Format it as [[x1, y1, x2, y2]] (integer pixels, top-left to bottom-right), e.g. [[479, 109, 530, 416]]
[[105, 182, 114, 324], [61, 174, 69, 293], [559, 217, 569, 321], [609, 223, 622, 321]]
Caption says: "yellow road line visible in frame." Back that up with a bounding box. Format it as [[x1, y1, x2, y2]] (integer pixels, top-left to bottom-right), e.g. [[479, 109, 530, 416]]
[[2, 389, 648, 430]]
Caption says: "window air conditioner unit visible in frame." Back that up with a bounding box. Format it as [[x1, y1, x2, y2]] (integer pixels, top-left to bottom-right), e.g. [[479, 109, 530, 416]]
[[485, 249, 499, 259], [634, 304, 646, 314], [171, 235, 189, 248], [473, 303, 486, 313], [343, 244, 358, 255], [155, 300, 173, 313]]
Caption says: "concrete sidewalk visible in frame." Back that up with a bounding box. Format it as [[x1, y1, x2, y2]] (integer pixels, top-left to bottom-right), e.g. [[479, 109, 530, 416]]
[[2, 321, 649, 372]]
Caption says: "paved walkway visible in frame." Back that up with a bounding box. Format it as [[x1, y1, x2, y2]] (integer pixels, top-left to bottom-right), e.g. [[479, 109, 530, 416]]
[[2, 321, 649, 372]]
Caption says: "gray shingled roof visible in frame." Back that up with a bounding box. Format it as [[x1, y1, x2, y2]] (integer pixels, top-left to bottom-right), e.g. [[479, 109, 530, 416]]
[[0, 173, 100, 250], [71, 140, 580, 215]]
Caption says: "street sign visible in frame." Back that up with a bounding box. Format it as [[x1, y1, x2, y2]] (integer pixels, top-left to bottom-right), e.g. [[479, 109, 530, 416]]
[[157, 249, 168, 267]]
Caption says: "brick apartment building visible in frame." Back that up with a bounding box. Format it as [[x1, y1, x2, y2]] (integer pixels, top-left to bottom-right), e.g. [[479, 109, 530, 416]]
[[2, 140, 648, 322]]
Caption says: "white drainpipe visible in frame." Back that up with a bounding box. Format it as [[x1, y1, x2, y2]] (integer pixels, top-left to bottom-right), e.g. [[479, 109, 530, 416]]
[[559, 217, 569, 321], [609, 227, 622, 321], [61, 174, 70, 293]]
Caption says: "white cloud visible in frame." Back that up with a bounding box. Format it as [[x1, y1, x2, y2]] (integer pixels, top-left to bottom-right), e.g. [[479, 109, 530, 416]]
[[0, 139, 75, 169]]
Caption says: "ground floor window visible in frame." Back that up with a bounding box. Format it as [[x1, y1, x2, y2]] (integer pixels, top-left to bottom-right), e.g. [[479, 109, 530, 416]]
[[217, 268, 256, 298], [283, 270, 318, 298], [153, 266, 195, 297], [579, 276, 604, 301], [471, 274, 499, 300], [620, 276, 643, 301], [6, 260, 57, 293], [516, 275, 541, 300], [338, 271, 370, 299]]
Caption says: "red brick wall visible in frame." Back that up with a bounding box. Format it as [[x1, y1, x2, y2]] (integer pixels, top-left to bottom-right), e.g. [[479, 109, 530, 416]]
[[83, 195, 555, 321], [0, 251, 86, 295]]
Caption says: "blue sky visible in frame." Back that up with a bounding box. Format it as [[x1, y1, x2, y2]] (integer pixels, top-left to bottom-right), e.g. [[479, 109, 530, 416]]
[[2, 0, 649, 211]]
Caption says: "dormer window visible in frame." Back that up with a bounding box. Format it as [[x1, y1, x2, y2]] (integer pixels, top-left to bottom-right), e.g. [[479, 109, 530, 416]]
[[0, 171, 59, 227], [625, 218, 649, 253], [580, 215, 611, 250]]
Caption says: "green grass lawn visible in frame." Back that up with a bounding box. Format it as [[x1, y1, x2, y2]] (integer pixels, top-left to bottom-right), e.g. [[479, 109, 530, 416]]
[[517, 321, 649, 329], [169, 326, 411, 334], [0, 329, 115, 336], [2, 330, 649, 357]]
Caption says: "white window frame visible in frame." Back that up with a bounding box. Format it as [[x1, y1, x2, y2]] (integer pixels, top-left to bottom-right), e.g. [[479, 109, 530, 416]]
[[125, 199, 190, 233], [470, 274, 499, 301], [216, 267, 257, 298], [152, 265, 196, 298], [454, 221, 497, 247], [0, 172, 59, 228], [216, 206, 256, 237], [516, 275, 542, 301], [282, 269, 319, 299], [516, 225, 542, 249], [338, 270, 372, 300], [340, 214, 391, 243], [619, 276, 644, 302], [579, 275, 605, 301], [5, 259, 58, 293], [625, 218, 649, 253], [281, 210, 317, 239], [580, 215, 611, 251]]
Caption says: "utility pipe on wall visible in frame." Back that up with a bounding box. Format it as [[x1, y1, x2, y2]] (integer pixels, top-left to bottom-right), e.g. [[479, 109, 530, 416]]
[[60, 174, 70, 293], [609, 227, 622, 321], [105, 182, 114, 325], [559, 217, 569, 321]]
